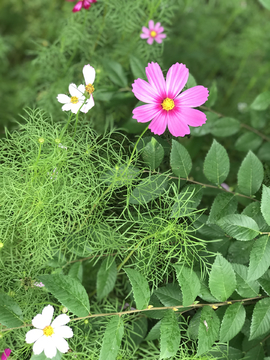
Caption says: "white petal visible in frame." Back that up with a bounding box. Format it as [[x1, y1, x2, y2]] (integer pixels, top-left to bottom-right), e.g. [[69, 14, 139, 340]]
[[32, 335, 46, 355], [51, 314, 70, 328], [44, 337, 57, 359], [54, 325, 73, 338], [69, 83, 81, 98], [81, 96, 94, 113], [32, 305, 54, 329], [78, 84, 86, 95], [62, 103, 72, 112], [52, 334, 69, 353], [25, 329, 43, 343], [70, 102, 82, 114], [57, 94, 70, 104], [83, 64, 95, 85]]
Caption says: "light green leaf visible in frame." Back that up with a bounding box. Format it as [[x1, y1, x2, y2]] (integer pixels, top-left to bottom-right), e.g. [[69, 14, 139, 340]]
[[102, 59, 128, 88], [170, 140, 192, 178], [248, 235, 270, 281], [258, 270, 270, 295], [175, 265, 200, 306], [203, 139, 230, 185], [145, 320, 161, 341], [237, 151, 264, 196], [249, 298, 270, 340], [142, 137, 164, 170], [129, 55, 146, 80], [232, 263, 260, 298], [0, 292, 23, 327], [250, 91, 270, 110], [129, 174, 169, 205], [261, 185, 270, 226], [99, 316, 124, 360], [38, 274, 90, 317], [208, 193, 238, 224], [160, 310, 180, 359], [199, 279, 218, 303], [170, 184, 203, 218], [97, 258, 117, 301], [211, 117, 240, 138], [209, 254, 236, 301], [68, 262, 83, 283], [205, 81, 217, 107], [155, 283, 182, 307], [235, 133, 262, 152], [124, 268, 150, 310], [219, 303, 246, 342], [197, 306, 220, 356], [217, 214, 260, 241]]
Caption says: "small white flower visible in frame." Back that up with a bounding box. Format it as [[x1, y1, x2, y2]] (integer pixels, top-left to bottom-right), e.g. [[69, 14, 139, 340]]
[[81, 64, 95, 113], [25, 305, 73, 359], [57, 83, 86, 114]]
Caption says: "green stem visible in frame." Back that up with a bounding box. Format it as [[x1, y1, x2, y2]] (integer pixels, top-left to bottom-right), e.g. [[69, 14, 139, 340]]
[[127, 125, 149, 168]]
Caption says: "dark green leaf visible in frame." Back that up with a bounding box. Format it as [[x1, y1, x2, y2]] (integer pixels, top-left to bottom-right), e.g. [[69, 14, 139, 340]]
[[217, 214, 260, 241], [97, 258, 117, 301], [170, 140, 192, 178], [129, 55, 146, 80], [68, 262, 83, 283], [145, 320, 161, 341], [124, 268, 150, 310], [211, 117, 240, 138], [205, 81, 217, 107], [155, 283, 182, 307], [197, 306, 220, 356], [228, 240, 253, 265], [250, 298, 270, 340], [187, 309, 201, 340], [0, 292, 23, 327], [208, 193, 238, 224], [102, 59, 128, 88], [235, 133, 262, 152], [220, 303, 246, 342], [190, 112, 218, 136], [186, 73, 197, 89], [232, 263, 260, 298], [175, 265, 200, 306], [257, 142, 270, 162], [160, 310, 180, 359], [99, 316, 124, 360], [142, 137, 164, 170], [258, 270, 270, 295]]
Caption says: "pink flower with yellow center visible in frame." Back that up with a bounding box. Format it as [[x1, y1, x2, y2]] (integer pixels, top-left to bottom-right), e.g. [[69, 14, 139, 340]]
[[25, 305, 73, 359], [140, 20, 166, 45], [132, 62, 209, 137], [66, 0, 96, 12]]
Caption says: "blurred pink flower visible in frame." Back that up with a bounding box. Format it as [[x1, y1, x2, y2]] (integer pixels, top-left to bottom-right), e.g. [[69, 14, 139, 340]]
[[140, 20, 166, 45], [66, 0, 96, 12], [132, 62, 209, 137], [1, 349, 11, 360]]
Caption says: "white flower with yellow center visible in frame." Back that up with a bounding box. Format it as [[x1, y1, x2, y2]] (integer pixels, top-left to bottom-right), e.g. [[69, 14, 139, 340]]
[[57, 83, 86, 114], [81, 64, 95, 113], [25, 305, 73, 359]]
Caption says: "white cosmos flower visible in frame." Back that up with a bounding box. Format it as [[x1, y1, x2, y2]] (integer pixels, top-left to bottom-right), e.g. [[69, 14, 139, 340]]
[[81, 64, 95, 113], [57, 83, 87, 114], [25, 305, 73, 359]]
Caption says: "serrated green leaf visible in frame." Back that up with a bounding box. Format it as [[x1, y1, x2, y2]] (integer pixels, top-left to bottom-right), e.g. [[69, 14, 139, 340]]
[[160, 310, 180, 359], [199, 279, 219, 303], [145, 320, 161, 341], [155, 283, 182, 307], [203, 139, 230, 185], [102, 59, 127, 88], [197, 306, 220, 356], [208, 193, 238, 224], [237, 151, 264, 196], [232, 263, 260, 298], [250, 91, 270, 110], [235, 133, 262, 152], [124, 268, 150, 310], [193, 214, 225, 239], [209, 254, 236, 301], [205, 345, 243, 360], [187, 309, 201, 340], [38, 274, 90, 317], [242, 201, 270, 232], [228, 240, 253, 265], [261, 185, 270, 226], [244, 344, 264, 360], [170, 140, 192, 178], [97, 258, 117, 301], [258, 270, 270, 295], [99, 316, 124, 360], [217, 214, 260, 241], [129, 55, 146, 80], [175, 265, 200, 306], [170, 184, 203, 218], [211, 117, 240, 138], [248, 235, 270, 281], [68, 262, 83, 283], [257, 142, 270, 162], [205, 81, 217, 107], [249, 298, 270, 340], [130, 317, 148, 347], [142, 137, 164, 170], [129, 174, 169, 205], [220, 303, 246, 342], [0, 292, 23, 327]]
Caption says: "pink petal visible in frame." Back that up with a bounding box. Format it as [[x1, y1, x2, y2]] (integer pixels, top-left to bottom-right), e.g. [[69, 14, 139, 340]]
[[142, 26, 150, 35], [148, 111, 168, 135], [140, 33, 149, 39], [176, 107, 207, 127], [148, 20, 155, 30], [72, 1, 83, 12], [156, 26, 164, 33], [83, 0, 92, 9], [132, 103, 162, 123], [154, 35, 165, 44], [176, 85, 209, 107], [167, 110, 191, 137], [154, 22, 161, 31], [147, 37, 154, 45], [132, 78, 160, 103], [1, 349, 11, 360], [145, 62, 166, 98], [165, 63, 189, 99]]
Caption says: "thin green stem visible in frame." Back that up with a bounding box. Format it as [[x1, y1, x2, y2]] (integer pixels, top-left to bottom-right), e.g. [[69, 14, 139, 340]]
[[127, 125, 149, 168]]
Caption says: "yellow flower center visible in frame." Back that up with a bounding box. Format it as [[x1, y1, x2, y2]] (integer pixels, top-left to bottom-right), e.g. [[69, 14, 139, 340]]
[[70, 96, 79, 104], [85, 83, 95, 94], [150, 30, 157, 38], [161, 98, 175, 111], [43, 325, 54, 337]]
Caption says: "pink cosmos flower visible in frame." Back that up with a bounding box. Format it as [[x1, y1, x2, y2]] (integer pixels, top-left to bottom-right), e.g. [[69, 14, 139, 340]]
[[66, 0, 96, 12], [132, 62, 209, 137], [1, 349, 11, 360], [140, 20, 166, 45]]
